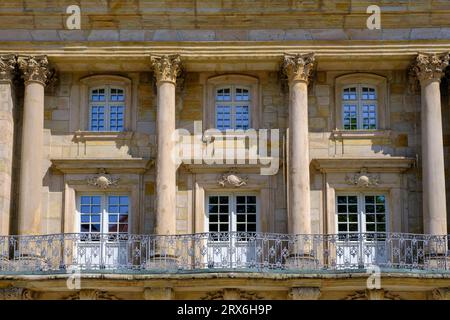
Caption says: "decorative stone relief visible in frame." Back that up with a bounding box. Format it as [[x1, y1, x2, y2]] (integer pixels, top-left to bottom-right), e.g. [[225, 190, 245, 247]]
[[430, 288, 450, 300], [343, 289, 401, 300], [217, 172, 248, 188], [87, 168, 119, 189], [65, 289, 120, 300], [345, 168, 380, 187], [0, 54, 17, 81], [0, 287, 35, 300], [282, 53, 315, 84], [201, 289, 264, 300], [289, 287, 321, 300], [150, 54, 182, 84], [17, 55, 54, 85], [410, 52, 450, 85]]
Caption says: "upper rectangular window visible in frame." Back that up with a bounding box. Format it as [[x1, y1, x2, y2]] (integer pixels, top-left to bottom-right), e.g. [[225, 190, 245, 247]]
[[342, 85, 377, 130], [215, 86, 251, 131], [89, 86, 125, 132]]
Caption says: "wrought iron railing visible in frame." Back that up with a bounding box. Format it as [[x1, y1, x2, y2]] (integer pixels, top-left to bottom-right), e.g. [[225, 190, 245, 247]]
[[0, 232, 448, 274]]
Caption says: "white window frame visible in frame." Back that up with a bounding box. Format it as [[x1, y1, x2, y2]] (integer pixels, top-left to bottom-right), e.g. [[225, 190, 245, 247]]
[[76, 193, 131, 236], [335, 193, 389, 236], [88, 85, 126, 132], [205, 192, 259, 234], [341, 84, 378, 130]]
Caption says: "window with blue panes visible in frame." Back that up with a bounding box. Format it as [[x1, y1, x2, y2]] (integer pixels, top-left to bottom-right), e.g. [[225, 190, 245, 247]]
[[78, 194, 130, 235], [215, 86, 250, 130], [342, 85, 377, 130], [89, 86, 125, 131]]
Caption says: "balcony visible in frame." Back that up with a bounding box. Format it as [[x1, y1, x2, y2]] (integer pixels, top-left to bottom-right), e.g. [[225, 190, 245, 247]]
[[0, 232, 449, 275]]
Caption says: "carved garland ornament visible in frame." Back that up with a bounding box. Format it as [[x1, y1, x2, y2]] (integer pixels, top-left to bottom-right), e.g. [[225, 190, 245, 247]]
[[0, 54, 17, 81], [0, 287, 35, 300], [65, 289, 120, 300], [150, 54, 182, 84], [201, 289, 263, 300], [343, 289, 401, 300], [87, 168, 119, 189], [17, 55, 53, 85], [282, 53, 315, 84]]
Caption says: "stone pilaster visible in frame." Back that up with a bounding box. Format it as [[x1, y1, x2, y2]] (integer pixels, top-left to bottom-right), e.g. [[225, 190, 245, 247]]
[[289, 287, 321, 300], [150, 55, 182, 236], [0, 54, 16, 236], [411, 52, 450, 236], [282, 53, 315, 236], [17, 55, 52, 235]]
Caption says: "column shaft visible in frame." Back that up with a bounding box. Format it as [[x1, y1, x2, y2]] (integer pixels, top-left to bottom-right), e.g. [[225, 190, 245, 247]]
[[0, 54, 16, 236], [421, 80, 447, 235], [283, 53, 315, 235], [151, 55, 181, 236], [17, 55, 51, 235]]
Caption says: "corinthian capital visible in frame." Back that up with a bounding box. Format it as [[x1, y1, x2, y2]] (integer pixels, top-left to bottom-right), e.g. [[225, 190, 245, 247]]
[[282, 53, 315, 84], [18, 55, 53, 85], [150, 54, 182, 84], [411, 52, 450, 84], [0, 54, 17, 82]]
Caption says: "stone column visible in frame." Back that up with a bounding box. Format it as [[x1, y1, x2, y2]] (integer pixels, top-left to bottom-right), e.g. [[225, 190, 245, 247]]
[[282, 53, 315, 236], [0, 55, 16, 236], [412, 53, 449, 236], [17, 56, 52, 235], [150, 55, 182, 236]]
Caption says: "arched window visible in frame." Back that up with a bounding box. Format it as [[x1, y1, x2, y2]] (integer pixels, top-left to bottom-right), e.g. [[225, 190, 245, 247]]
[[215, 86, 251, 130], [89, 86, 125, 131], [342, 85, 377, 130]]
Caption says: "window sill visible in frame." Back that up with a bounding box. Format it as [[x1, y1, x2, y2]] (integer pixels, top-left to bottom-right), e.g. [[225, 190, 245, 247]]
[[73, 130, 134, 142], [330, 129, 391, 141]]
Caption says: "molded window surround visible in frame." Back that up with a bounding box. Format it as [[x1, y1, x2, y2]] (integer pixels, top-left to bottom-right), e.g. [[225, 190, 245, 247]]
[[204, 75, 260, 130], [334, 73, 389, 132]]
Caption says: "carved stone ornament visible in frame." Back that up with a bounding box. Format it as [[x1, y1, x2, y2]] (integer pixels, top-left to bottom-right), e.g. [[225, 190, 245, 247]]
[[431, 288, 450, 300], [65, 289, 120, 300], [345, 168, 380, 187], [87, 168, 119, 189], [0, 287, 35, 300], [217, 172, 248, 188], [410, 52, 450, 85], [201, 289, 264, 300], [289, 287, 321, 300], [343, 289, 401, 300], [17, 55, 54, 85], [0, 54, 17, 81], [150, 54, 182, 84], [282, 53, 315, 84]]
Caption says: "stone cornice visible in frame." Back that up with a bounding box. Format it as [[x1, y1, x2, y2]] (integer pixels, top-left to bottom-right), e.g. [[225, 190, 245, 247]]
[[17, 55, 53, 85], [0, 54, 16, 82], [51, 158, 154, 174], [410, 52, 450, 85], [150, 54, 182, 84], [282, 53, 315, 84], [311, 157, 415, 173]]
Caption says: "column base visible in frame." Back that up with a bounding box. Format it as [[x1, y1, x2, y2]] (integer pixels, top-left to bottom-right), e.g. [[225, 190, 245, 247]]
[[145, 254, 179, 271], [285, 254, 318, 271], [426, 254, 450, 270]]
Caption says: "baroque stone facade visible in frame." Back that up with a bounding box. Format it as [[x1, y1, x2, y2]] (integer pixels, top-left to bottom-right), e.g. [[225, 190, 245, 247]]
[[0, 0, 450, 300]]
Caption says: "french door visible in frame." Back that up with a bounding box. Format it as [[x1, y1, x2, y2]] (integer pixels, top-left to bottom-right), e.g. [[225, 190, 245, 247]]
[[335, 194, 388, 268], [205, 194, 258, 268], [75, 194, 130, 270]]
